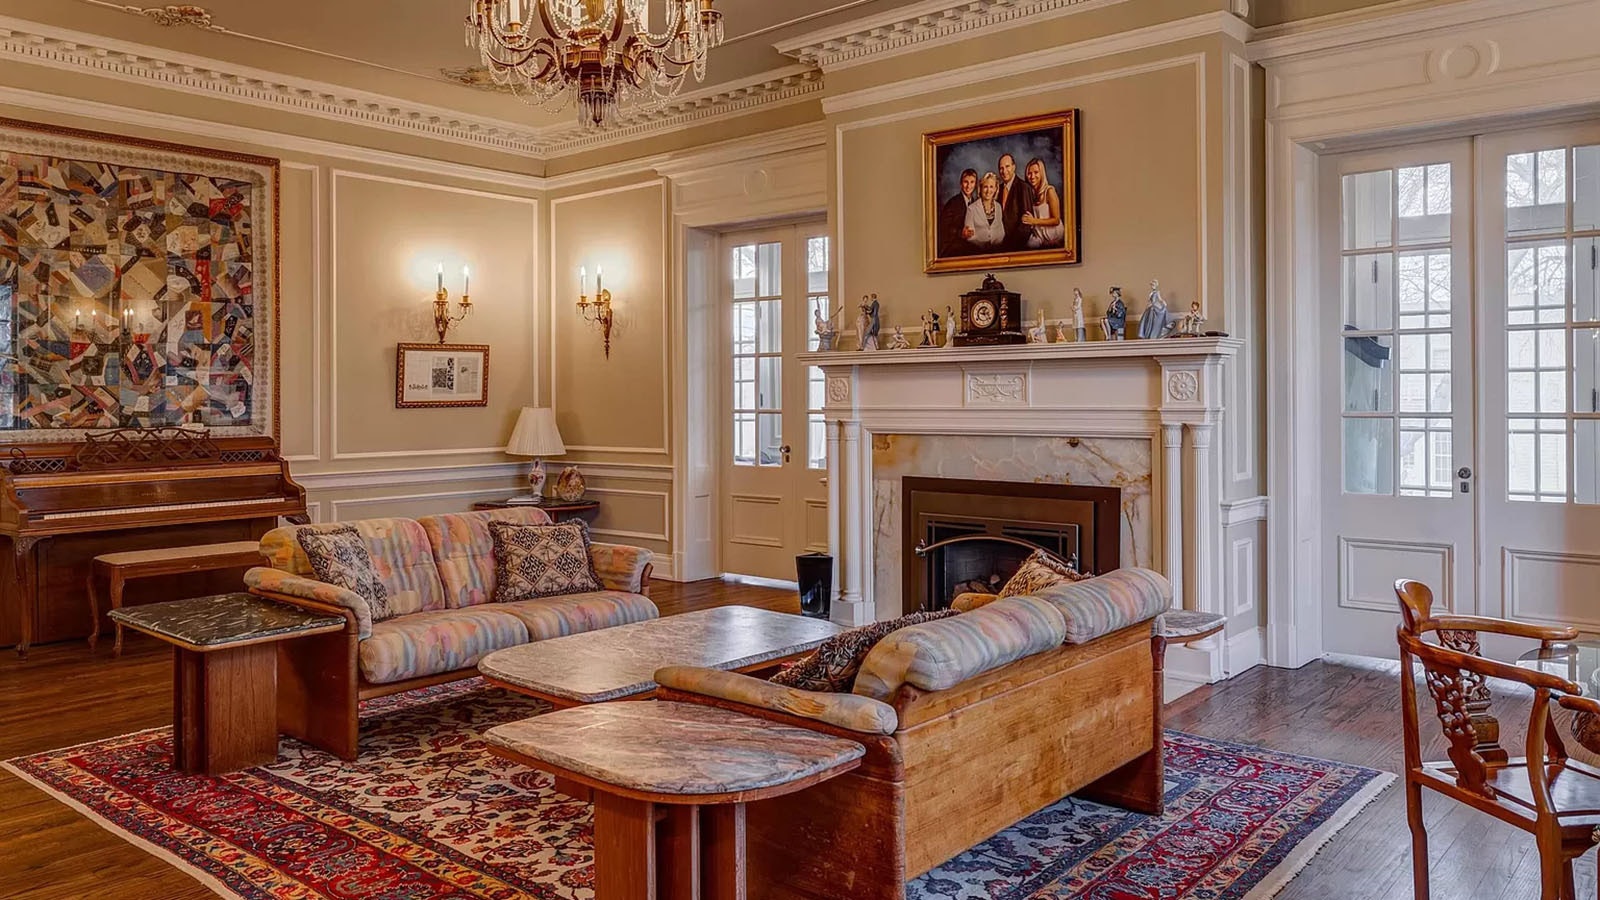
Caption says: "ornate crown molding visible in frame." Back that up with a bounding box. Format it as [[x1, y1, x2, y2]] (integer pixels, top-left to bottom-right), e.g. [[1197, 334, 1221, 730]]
[[0, 16, 823, 159], [775, 0, 1135, 71]]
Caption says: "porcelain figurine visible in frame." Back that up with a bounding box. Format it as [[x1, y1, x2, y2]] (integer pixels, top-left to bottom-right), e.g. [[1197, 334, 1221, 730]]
[[856, 293, 881, 351], [1102, 286, 1127, 341], [1173, 300, 1206, 338], [554, 466, 586, 502], [888, 325, 911, 350], [920, 308, 942, 348], [1026, 309, 1049, 344], [1138, 279, 1177, 340], [813, 302, 843, 351], [1072, 288, 1087, 343], [945, 305, 960, 348]]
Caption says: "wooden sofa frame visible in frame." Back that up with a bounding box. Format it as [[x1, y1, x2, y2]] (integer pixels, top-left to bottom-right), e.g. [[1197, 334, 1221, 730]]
[[659, 620, 1165, 899], [252, 565, 652, 760]]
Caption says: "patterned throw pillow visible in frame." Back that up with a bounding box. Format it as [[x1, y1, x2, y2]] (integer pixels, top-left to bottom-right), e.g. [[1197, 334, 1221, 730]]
[[296, 525, 393, 621], [997, 549, 1091, 599], [490, 520, 603, 603], [769, 609, 961, 693]]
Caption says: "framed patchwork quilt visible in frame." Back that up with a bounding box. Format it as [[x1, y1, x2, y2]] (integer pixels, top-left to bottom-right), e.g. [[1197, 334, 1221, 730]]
[[0, 117, 278, 442]]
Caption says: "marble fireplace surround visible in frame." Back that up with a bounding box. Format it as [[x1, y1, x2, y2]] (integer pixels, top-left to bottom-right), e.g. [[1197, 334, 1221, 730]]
[[806, 338, 1241, 666]]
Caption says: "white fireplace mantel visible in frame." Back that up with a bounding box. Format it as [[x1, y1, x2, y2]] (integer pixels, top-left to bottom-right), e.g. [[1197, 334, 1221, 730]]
[[810, 335, 1241, 687]]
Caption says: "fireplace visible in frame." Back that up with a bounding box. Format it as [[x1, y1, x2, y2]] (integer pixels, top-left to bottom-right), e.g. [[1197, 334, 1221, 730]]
[[902, 477, 1121, 615]]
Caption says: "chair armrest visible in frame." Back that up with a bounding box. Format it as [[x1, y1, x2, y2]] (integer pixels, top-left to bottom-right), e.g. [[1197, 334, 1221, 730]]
[[1430, 615, 1579, 643], [655, 666, 898, 735], [1400, 630, 1582, 696], [245, 567, 373, 639], [588, 542, 653, 594], [952, 592, 999, 612], [1559, 695, 1600, 717]]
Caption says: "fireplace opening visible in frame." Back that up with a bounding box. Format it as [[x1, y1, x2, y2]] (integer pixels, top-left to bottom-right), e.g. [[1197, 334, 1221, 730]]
[[902, 477, 1121, 615]]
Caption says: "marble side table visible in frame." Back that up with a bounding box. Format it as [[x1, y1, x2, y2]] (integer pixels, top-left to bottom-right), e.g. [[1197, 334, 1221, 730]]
[[1158, 609, 1226, 645], [110, 593, 344, 775], [488, 702, 864, 900]]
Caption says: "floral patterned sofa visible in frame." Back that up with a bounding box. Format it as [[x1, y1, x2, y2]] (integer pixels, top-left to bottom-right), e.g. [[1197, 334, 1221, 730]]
[[245, 508, 654, 759], [655, 568, 1172, 899]]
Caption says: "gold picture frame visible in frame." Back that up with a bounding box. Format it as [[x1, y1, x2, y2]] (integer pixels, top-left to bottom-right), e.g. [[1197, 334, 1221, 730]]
[[923, 109, 1080, 274], [395, 343, 490, 409]]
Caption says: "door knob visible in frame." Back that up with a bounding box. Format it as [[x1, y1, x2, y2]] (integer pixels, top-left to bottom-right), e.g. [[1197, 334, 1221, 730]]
[[1457, 467, 1472, 480], [780, 444, 792, 464]]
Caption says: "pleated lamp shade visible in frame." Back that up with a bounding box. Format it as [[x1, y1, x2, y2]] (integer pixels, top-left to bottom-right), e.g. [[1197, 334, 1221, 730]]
[[506, 407, 566, 457]]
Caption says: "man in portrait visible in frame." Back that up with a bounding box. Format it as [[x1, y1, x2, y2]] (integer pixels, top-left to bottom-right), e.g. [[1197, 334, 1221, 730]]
[[995, 152, 1034, 252], [938, 167, 980, 256]]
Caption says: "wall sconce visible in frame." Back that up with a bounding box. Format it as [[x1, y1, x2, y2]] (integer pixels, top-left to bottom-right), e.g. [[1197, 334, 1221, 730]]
[[576, 265, 615, 358], [432, 263, 473, 344]]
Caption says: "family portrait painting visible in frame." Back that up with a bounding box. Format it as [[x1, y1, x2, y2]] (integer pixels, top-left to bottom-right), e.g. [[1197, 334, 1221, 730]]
[[923, 109, 1080, 274]]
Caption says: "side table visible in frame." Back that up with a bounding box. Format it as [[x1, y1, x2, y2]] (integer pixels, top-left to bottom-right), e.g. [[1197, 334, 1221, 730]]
[[487, 701, 864, 900], [110, 593, 345, 775], [472, 497, 600, 525]]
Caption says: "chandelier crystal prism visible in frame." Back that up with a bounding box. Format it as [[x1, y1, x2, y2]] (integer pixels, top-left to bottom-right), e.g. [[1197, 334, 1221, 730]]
[[465, 0, 724, 130]]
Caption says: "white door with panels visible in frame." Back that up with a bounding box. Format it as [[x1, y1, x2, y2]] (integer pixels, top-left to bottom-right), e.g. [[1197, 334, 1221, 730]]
[[719, 223, 832, 580], [1321, 124, 1600, 658]]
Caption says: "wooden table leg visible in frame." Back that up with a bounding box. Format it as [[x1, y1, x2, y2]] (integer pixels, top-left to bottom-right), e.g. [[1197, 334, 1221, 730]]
[[110, 571, 127, 657], [593, 791, 657, 900], [171, 642, 279, 776], [85, 574, 101, 651], [702, 803, 748, 900], [659, 804, 702, 900]]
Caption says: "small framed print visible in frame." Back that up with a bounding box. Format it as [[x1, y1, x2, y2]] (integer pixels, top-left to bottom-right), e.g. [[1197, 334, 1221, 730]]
[[395, 343, 490, 408]]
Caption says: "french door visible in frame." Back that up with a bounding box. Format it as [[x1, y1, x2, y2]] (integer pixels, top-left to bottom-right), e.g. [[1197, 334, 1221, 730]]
[[1321, 123, 1600, 658], [718, 223, 831, 580]]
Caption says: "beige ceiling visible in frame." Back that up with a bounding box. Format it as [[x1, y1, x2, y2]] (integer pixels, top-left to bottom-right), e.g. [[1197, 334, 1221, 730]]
[[0, 0, 921, 130]]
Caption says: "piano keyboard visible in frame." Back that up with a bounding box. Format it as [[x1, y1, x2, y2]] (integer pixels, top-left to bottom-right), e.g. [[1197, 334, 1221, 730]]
[[40, 497, 289, 521]]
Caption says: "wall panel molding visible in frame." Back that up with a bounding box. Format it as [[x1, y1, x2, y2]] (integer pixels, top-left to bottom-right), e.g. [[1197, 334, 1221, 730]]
[[281, 161, 324, 464]]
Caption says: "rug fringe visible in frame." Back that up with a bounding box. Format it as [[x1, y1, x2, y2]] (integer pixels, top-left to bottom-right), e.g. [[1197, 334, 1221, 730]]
[[1237, 771, 1398, 900], [1, 760, 255, 900]]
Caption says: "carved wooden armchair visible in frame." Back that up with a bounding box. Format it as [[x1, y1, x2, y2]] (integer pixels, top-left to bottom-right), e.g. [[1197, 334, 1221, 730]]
[[1395, 579, 1600, 900]]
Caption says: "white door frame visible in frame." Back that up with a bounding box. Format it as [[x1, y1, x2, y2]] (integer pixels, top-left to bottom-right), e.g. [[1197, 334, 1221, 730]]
[[1256, 0, 1600, 667]]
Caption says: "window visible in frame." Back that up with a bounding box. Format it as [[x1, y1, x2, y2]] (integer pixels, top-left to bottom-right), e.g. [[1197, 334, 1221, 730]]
[[805, 235, 830, 470], [1505, 144, 1600, 503], [730, 241, 782, 467], [1340, 164, 1456, 497]]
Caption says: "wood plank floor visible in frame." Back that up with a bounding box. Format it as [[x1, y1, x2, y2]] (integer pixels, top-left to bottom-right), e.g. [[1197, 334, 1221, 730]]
[[0, 579, 1586, 899]]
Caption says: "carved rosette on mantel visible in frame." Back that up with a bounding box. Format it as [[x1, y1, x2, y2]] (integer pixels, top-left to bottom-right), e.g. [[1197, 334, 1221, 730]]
[[802, 337, 1241, 684]]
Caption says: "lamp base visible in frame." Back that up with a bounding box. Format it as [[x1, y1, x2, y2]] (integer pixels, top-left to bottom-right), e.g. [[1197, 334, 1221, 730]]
[[528, 459, 548, 497]]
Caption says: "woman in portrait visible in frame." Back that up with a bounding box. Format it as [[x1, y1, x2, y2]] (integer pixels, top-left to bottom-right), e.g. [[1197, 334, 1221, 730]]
[[1021, 157, 1065, 249], [964, 172, 1006, 251]]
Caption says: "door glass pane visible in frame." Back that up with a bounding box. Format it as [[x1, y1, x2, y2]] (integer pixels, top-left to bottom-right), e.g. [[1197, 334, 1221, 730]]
[[757, 357, 782, 410], [1343, 170, 1393, 250], [733, 412, 756, 466], [808, 414, 826, 470], [732, 302, 756, 354], [756, 413, 783, 468], [732, 245, 756, 299], [757, 243, 781, 297], [1578, 420, 1600, 504], [758, 299, 781, 353], [730, 239, 785, 468], [807, 237, 829, 295], [1576, 328, 1600, 413], [1577, 237, 1599, 322], [1398, 164, 1451, 245], [1577, 144, 1600, 230], [1344, 418, 1394, 495], [1507, 242, 1568, 324], [1508, 149, 1568, 236], [1344, 253, 1393, 329], [806, 235, 832, 470], [732, 357, 755, 409], [1344, 335, 1393, 412]]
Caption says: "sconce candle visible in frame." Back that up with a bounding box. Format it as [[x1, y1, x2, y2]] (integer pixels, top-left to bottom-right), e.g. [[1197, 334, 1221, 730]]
[[431, 265, 474, 344], [575, 263, 616, 358], [463, 266, 470, 296]]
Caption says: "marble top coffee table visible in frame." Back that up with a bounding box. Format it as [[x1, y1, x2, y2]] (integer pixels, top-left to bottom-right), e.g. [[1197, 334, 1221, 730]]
[[478, 605, 842, 707], [487, 702, 864, 900]]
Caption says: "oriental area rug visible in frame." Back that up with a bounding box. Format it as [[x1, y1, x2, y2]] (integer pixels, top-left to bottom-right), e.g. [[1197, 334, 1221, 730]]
[[4, 678, 1391, 900]]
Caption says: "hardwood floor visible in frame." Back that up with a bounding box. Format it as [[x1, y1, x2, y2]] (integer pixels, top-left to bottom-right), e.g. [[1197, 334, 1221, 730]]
[[0, 580, 1587, 899]]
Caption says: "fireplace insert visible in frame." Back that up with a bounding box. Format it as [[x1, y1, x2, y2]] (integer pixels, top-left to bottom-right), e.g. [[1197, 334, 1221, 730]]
[[902, 477, 1120, 615]]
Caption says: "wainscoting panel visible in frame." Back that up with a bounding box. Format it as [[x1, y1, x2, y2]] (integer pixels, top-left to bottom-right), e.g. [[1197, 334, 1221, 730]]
[[1338, 537, 1453, 615], [1505, 548, 1600, 630]]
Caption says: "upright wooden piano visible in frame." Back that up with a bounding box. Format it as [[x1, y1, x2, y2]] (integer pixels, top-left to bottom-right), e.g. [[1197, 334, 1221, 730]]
[[0, 427, 307, 657]]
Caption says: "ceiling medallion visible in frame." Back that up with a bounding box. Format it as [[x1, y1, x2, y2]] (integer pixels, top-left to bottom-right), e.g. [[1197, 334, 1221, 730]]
[[464, 0, 724, 130]]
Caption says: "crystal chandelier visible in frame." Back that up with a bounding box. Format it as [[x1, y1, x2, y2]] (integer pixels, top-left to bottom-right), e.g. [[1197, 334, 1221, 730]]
[[465, 0, 724, 130]]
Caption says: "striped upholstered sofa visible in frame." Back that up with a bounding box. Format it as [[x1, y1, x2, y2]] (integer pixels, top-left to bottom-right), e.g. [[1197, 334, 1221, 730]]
[[245, 508, 654, 759], [656, 568, 1171, 899]]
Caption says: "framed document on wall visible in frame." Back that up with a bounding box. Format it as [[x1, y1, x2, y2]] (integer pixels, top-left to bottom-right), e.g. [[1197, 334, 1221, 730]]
[[395, 343, 490, 408]]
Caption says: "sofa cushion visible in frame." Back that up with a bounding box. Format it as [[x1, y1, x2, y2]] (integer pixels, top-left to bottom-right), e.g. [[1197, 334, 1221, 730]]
[[852, 595, 1068, 702], [769, 609, 959, 693], [496, 591, 658, 641], [417, 508, 555, 608], [489, 520, 603, 603], [296, 525, 393, 621], [358, 606, 530, 685], [1033, 567, 1172, 645], [261, 519, 446, 616], [997, 549, 1090, 599]]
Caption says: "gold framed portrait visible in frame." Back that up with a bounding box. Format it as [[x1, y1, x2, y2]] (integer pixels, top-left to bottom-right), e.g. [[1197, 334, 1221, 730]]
[[923, 110, 1080, 274]]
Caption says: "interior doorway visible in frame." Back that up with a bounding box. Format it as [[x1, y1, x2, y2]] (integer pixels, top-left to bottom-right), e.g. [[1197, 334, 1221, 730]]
[[717, 220, 831, 581], [1319, 122, 1600, 658]]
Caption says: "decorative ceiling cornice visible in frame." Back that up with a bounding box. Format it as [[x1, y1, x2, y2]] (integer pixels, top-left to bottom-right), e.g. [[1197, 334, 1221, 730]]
[[0, 16, 826, 160], [775, 0, 1139, 71]]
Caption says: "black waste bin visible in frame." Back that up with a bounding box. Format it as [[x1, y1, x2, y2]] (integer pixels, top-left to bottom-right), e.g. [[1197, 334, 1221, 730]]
[[795, 552, 833, 620]]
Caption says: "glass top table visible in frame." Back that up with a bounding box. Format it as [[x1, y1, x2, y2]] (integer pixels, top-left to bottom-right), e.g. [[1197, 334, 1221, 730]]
[[1515, 640, 1600, 755]]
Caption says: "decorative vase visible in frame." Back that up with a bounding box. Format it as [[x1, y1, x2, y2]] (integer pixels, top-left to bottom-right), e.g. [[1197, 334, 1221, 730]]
[[554, 466, 586, 502], [527, 459, 548, 497]]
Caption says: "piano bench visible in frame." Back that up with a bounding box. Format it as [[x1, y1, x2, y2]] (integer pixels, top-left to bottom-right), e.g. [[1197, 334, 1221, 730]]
[[88, 541, 268, 656]]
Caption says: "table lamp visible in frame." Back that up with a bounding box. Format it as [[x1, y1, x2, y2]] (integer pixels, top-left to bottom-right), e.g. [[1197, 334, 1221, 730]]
[[506, 407, 566, 498]]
